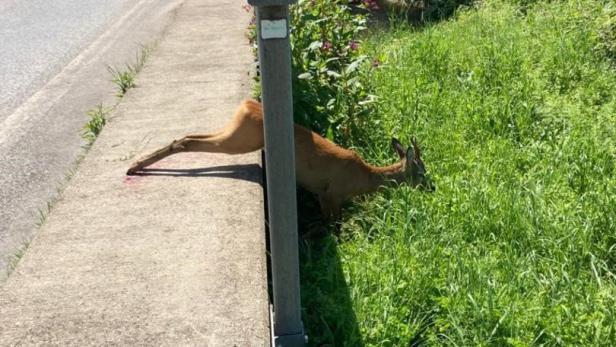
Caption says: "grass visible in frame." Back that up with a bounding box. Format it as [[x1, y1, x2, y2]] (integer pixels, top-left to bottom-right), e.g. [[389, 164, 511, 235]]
[[107, 65, 136, 97], [82, 45, 154, 145], [5, 240, 31, 279], [300, 0, 616, 345], [81, 104, 109, 145], [107, 44, 152, 97]]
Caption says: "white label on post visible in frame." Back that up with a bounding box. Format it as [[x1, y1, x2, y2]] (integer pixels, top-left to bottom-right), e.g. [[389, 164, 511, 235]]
[[260, 19, 287, 40]]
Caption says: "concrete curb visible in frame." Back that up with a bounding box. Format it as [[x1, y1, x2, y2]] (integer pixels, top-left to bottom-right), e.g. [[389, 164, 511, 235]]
[[0, 0, 270, 345]]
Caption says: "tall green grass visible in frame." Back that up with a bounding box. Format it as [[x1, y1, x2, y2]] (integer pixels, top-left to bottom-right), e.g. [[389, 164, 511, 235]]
[[301, 0, 616, 345]]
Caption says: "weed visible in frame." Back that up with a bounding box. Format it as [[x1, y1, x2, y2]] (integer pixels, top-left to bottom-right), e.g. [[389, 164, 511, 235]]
[[5, 239, 31, 278], [107, 65, 136, 97], [81, 104, 108, 144], [107, 44, 153, 97]]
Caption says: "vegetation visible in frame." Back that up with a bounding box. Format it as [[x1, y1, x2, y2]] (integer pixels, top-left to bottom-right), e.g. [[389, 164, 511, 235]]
[[5, 240, 30, 278], [293, 0, 616, 345], [82, 45, 153, 145], [81, 104, 109, 145], [107, 65, 136, 97], [290, 0, 374, 144], [107, 45, 152, 97]]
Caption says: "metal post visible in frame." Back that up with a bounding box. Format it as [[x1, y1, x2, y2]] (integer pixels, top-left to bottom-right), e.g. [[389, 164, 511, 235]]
[[246, 0, 305, 345]]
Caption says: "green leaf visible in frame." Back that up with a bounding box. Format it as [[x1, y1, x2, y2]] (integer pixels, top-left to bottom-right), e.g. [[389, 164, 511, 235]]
[[358, 94, 377, 106], [345, 55, 368, 74], [308, 40, 322, 51], [326, 126, 335, 141], [326, 70, 342, 78]]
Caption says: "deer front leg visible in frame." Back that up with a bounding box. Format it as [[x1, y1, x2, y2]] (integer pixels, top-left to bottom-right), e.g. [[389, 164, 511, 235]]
[[318, 194, 341, 221]]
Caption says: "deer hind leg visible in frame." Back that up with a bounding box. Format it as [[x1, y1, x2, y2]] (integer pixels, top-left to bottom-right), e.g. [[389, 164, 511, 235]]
[[182, 131, 222, 139], [127, 133, 229, 175], [126, 129, 263, 175]]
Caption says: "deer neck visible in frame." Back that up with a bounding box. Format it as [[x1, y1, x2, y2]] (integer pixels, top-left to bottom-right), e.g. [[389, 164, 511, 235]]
[[355, 161, 406, 195]]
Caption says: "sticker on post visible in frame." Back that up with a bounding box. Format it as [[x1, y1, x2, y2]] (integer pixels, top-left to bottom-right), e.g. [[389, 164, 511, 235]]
[[260, 19, 288, 40]]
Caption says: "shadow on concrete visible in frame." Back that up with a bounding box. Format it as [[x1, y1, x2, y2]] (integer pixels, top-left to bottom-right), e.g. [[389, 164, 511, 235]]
[[136, 164, 263, 186], [297, 189, 364, 346]]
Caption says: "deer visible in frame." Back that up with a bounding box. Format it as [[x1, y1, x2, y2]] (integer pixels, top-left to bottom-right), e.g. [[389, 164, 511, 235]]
[[126, 99, 434, 219]]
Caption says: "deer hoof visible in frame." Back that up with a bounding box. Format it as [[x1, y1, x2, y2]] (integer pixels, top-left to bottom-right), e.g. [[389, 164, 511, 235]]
[[126, 165, 140, 175]]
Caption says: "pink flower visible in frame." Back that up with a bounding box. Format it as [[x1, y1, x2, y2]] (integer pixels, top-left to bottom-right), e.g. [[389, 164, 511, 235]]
[[364, 0, 381, 11], [322, 41, 333, 51], [349, 40, 359, 51]]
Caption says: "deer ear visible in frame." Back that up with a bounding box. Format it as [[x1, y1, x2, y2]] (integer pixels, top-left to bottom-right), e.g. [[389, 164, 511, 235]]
[[406, 146, 416, 162], [411, 136, 421, 160], [392, 138, 406, 159]]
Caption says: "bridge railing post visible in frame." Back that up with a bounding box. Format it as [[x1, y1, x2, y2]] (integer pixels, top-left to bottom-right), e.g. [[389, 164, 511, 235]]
[[245, 1, 305, 345]]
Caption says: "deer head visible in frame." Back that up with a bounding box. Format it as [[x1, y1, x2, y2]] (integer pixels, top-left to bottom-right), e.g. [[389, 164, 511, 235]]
[[392, 137, 435, 191]]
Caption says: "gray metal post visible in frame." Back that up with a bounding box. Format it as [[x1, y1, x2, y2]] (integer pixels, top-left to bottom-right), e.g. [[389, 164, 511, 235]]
[[247, 0, 305, 345]]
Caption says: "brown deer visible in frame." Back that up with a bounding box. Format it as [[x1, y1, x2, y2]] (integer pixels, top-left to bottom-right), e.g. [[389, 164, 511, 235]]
[[126, 99, 434, 219]]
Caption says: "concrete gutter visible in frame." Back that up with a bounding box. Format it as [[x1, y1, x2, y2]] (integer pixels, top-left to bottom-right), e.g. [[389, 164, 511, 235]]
[[0, 0, 270, 345]]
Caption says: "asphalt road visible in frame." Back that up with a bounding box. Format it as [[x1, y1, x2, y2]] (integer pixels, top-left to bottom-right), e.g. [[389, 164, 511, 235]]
[[0, 0, 132, 121], [0, 0, 183, 278]]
